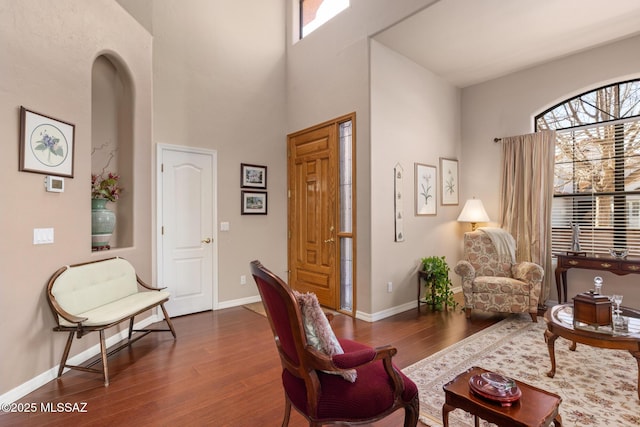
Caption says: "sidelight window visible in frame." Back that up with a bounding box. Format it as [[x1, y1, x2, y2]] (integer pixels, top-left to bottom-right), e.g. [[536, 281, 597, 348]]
[[339, 119, 354, 311]]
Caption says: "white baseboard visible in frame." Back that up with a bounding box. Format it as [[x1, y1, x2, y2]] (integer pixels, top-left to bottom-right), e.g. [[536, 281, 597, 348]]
[[0, 314, 160, 405], [356, 288, 463, 322], [215, 295, 262, 310], [356, 300, 416, 322]]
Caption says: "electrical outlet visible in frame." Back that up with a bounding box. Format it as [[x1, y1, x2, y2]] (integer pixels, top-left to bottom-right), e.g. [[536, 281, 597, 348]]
[[240, 275, 247, 285], [387, 282, 393, 293]]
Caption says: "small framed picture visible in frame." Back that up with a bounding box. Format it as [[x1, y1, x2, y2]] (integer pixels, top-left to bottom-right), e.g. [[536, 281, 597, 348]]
[[415, 163, 437, 216], [241, 191, 268, 215], [19, 107, 75, 178], [241, 163, 267, 189], [440, 158, 459, 205]]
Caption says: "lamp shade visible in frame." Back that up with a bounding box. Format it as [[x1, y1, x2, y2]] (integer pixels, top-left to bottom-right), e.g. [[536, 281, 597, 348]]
[[457, 198, 490, 224]]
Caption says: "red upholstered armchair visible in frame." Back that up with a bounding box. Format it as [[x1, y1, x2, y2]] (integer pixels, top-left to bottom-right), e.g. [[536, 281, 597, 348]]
[[250, 260, 419, 427]]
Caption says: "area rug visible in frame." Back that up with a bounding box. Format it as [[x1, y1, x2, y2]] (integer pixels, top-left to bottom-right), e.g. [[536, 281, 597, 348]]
[[402, 313, 640, 426]]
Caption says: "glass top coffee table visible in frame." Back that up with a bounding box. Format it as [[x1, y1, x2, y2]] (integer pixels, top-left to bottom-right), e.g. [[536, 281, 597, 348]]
[[544, 304, 640, 399]]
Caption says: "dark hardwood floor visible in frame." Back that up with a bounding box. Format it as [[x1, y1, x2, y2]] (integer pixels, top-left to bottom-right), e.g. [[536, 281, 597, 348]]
[[1, 294, 507, 426]]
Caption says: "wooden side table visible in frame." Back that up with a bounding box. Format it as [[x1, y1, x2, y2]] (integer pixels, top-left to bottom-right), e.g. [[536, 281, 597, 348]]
[[442, 366, 562, 427], [417, 270, 438, 312]]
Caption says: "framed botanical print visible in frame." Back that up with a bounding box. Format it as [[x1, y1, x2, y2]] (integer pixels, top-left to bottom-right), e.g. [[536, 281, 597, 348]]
[[415, 163, 437, 216], [19, 107, 75, 178], [440, 158, 459, 205]]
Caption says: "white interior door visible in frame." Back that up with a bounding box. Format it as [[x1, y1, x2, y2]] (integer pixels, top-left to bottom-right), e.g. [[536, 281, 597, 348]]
[[158, 144, 217, 317]]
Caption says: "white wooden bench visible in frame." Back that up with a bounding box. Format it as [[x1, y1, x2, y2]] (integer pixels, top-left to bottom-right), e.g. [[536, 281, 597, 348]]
[[46, 257, 176, 385]]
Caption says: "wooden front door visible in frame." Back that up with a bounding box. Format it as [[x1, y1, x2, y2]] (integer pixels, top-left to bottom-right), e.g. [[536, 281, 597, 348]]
[[288, 122, 339, 308]]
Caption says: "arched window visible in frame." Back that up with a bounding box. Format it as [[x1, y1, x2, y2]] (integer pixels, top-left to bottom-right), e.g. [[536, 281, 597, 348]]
[[536, 79, 640, 255]]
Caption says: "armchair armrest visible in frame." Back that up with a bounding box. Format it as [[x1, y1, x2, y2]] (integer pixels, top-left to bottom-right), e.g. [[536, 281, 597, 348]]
[[512, 262, 544, 311], [331, 348, 377, 369], [306, 343, 397, 373], [334, 344, 404, 399], [454, 260, 475, 279], [305, 345, 375, 371], [511, 262, 543, 284], [455, 260, 476, 308]]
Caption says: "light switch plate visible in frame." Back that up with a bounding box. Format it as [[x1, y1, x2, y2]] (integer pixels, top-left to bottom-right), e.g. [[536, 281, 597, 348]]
[[220, 221, 230, 231], [33, 228, 54, 244]]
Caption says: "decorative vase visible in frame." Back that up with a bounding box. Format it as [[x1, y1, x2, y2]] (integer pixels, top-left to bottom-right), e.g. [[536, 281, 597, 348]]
[[91, 198, 116, 249]]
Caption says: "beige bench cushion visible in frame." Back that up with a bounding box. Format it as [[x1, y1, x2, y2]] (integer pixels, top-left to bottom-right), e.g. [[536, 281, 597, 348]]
[[52, 258, 139, 316], [58, 290, 170, 327]]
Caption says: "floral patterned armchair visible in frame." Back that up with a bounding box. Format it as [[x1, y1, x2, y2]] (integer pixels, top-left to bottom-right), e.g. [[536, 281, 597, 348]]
[[454, 230, 543, 322]]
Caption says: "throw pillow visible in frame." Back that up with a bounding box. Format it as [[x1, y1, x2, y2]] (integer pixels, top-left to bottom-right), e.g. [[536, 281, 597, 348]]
[[294, 290, 357, 382]]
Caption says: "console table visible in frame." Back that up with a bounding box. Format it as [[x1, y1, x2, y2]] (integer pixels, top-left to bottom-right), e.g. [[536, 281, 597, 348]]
[[555, 253, 640, 303]]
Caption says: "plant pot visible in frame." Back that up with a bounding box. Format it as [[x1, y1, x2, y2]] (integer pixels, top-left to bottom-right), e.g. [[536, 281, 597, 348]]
[[91, 198, 116, 249]]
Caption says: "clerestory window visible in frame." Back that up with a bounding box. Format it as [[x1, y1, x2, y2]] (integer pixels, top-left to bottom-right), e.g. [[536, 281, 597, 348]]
[[536, 79, 640, 256], [300, 0, 349, 39]]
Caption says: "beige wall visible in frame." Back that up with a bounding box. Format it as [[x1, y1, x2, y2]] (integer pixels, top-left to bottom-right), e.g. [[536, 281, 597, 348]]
[[285, 0, 439, 314], [1, 0, 287, 401], [0, 0, 152, 397], [461, 34, 640, 306], [132, 0, 288, 302], [370, 41, 461, 315]]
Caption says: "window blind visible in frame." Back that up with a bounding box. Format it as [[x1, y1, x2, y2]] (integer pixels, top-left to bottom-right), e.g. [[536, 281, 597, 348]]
[[551, 119, 640, 255]]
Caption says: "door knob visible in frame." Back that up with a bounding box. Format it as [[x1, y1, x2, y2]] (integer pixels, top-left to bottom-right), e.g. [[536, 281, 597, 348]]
[[323, 238, 335, 243], [202, 237, 212, 244]]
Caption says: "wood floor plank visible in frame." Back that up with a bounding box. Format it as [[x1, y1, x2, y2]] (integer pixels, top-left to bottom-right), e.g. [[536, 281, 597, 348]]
[[0, 294, 506, 426]]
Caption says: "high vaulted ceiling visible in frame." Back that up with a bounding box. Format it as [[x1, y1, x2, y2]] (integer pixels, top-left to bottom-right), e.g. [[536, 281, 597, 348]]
[[373, 0, 640, 88]]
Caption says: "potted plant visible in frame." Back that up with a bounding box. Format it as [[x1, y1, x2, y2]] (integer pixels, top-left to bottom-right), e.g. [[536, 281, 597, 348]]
[[420, 256, 457, 311], [91, 172, 123, 202]]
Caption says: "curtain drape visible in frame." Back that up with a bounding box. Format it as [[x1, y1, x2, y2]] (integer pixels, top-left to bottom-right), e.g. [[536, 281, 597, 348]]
[[500, 130, 555, 306]]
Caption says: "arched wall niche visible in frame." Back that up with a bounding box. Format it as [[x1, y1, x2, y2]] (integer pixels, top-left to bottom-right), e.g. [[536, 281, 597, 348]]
[[91, 52, 134, 250]]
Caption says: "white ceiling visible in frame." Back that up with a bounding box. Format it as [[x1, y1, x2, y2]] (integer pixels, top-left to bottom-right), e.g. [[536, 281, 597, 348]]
[[373, 0, 640, 88]]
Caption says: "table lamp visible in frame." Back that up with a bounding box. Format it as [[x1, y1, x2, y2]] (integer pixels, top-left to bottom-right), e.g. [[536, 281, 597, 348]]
[[457, 198, 490, 231]]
